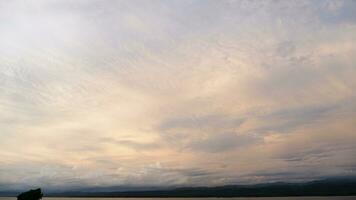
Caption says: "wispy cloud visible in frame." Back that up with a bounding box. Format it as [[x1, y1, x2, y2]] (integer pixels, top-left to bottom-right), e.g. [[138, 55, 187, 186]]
[[0, 0, 356, 190]]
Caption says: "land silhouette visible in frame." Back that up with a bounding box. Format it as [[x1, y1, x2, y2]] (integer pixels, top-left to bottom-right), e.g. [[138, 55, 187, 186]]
[[46, 177, 356, 197], [2, 177, 354, 198], [17, 188, 43, 200]]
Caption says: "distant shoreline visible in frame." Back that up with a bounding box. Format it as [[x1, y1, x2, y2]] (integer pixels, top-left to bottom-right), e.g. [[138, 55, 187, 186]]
[[2, 177, 355, 198]]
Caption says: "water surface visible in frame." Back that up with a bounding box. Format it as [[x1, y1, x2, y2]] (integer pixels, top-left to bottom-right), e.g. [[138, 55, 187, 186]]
[[2, 197, 356, 200]]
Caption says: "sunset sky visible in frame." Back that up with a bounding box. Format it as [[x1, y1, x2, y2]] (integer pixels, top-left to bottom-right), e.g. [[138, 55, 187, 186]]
[[0, 0, 356, 191]]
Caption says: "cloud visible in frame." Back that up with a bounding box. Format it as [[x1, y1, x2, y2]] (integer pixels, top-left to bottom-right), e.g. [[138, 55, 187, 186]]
[[186, 132, 260, 153], [0, 0, 356, 190], [158, 114, 244, 131], [100, 137, 162, 151]]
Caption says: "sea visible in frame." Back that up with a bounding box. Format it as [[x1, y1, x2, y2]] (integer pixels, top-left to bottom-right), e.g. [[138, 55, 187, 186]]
[[2, 197, 356, 200]]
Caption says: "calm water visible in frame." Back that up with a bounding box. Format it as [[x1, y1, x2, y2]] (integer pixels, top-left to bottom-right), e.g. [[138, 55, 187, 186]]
[[2, 197, 356, 200]]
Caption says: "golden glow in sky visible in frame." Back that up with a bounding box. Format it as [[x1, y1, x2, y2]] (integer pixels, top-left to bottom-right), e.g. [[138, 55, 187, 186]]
[[0, 0, 356, 190]]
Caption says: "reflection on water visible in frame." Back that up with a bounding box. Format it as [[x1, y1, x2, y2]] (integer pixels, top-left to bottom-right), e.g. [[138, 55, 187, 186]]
[[0, 196, 356, 200], [1, 197, 356, 200]]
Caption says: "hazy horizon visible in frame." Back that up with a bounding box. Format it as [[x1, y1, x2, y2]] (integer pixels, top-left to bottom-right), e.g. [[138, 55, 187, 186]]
[[1, 0, 356, 191]]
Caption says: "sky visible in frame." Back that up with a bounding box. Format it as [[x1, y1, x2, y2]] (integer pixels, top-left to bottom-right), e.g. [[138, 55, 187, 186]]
[[0, 0, 356, 191]]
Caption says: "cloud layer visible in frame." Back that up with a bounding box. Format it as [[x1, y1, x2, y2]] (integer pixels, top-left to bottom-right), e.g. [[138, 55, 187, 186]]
[[0, 0, 356, 190]]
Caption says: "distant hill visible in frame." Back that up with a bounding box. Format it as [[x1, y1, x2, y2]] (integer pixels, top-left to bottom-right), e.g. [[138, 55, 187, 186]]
[[2, 177, 356, 197], [47, 177, 356, 197]]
